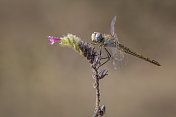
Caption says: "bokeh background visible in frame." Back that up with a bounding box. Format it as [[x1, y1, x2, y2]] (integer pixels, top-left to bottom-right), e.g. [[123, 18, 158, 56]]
[[0, 0, 176, 117]]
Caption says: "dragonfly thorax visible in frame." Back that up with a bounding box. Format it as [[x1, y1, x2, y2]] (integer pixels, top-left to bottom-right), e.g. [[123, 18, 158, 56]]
[[102, 34, 117, 47], [91, 32, 104, 44]]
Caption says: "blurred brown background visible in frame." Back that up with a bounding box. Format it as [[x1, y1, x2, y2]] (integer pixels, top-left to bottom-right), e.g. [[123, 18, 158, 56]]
[[0, 0, 176, 117]]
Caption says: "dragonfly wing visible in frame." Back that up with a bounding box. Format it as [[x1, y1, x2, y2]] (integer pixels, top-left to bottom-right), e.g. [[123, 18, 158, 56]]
[[110, 16, 117, 37], [109, 47, 127, 70], [111, 16, 119, 42]]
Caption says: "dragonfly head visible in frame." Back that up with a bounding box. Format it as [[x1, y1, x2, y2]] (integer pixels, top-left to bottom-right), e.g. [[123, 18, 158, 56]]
[[91, 32, 103, 44]]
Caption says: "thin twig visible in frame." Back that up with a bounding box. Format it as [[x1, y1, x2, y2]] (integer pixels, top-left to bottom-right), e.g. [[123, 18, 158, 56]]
[[92, 55, 107, 117], [92, 65, 101, 117], [78, 41, 108, 116]]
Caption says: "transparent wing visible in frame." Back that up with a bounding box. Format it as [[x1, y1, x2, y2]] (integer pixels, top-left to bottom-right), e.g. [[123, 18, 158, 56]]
[[109, 47, 127, 70], [111, 16, 119, 42], [109, 16, 127, 69], [111, 16, 117, 36]]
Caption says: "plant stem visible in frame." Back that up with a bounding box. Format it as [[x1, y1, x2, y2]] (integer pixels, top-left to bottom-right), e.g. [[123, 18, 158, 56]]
[[94, 68, 101, 116]]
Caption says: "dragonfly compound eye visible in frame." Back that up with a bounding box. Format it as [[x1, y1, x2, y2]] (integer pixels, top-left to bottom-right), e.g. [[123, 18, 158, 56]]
[[91, 32, 103, 43]]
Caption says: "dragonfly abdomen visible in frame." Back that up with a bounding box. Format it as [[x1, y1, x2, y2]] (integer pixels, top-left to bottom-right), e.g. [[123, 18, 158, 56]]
[[118, 44, 161, 66]]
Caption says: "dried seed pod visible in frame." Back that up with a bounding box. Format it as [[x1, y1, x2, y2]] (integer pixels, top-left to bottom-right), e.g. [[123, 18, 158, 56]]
[[78, 41, 97, 64], [92, 74, 96, 79], [100, 105, 106, 116], [92, 55, 101, 68], [98, 69, 108, 79]]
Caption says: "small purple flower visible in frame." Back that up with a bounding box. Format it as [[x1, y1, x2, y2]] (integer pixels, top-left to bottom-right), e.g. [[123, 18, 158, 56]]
[[48, 36, 62, 45]]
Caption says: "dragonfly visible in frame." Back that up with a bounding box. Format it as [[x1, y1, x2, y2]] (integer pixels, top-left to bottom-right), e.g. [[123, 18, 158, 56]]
[[91, 16, 161, 69]]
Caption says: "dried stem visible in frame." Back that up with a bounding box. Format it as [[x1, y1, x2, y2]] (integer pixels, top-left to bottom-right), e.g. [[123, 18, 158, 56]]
[[92, 64, 101, 117], [92, 55, 107, 117], [78, 41, 107, 117]]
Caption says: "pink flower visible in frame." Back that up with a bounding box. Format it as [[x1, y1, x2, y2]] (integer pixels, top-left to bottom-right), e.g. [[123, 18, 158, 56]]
[[48, 36, 62, 45]]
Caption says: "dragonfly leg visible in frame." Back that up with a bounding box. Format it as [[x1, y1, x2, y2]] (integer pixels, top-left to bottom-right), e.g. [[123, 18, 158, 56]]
[[98, 48, 111, 68], [99, 44, 103, 56], [99, 45, 110, 59]]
